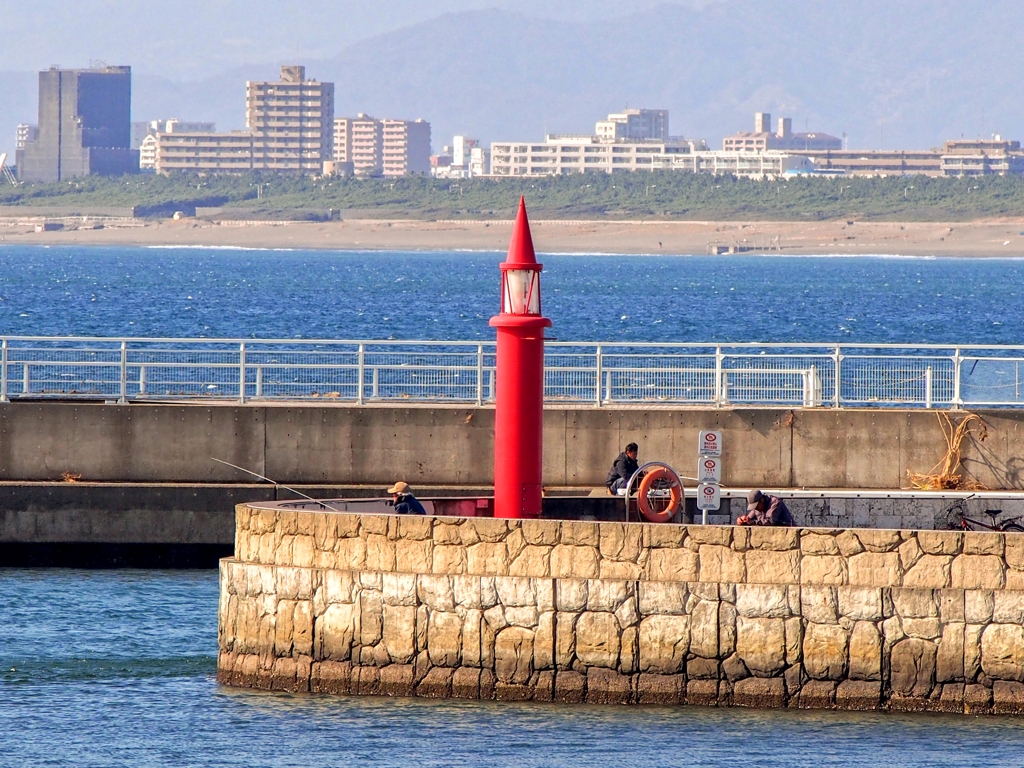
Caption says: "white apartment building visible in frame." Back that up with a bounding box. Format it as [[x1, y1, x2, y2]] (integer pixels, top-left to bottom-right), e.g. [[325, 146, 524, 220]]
[[490, 135, 702, 176], [595, 108, 668, 141], [247, 65, 334, 174], [334, 115, 431, 176], [155, 131, 255, 173], [434, 135, 489, 178], [651, 151, 815, 178]]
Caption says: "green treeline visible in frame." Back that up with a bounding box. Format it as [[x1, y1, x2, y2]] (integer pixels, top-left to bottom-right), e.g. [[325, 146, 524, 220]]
[[2, 172, 1024, 221]]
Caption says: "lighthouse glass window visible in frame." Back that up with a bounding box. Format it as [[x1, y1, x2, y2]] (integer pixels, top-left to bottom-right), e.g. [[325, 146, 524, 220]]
[[502, 269, 541, 315]]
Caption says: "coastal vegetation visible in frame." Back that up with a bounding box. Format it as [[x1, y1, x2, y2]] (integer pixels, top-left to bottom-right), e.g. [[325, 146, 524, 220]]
[[2, 172, 1024, 221]]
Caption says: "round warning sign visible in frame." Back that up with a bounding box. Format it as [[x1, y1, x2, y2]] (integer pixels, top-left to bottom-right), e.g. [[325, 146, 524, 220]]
[[698, 456, 722, 484], [697, 483, 721, 511], [699, 430, 722, 457]]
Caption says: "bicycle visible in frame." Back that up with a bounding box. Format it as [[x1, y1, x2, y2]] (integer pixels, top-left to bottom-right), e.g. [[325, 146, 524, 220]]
[[939, 495, 1024, 533]]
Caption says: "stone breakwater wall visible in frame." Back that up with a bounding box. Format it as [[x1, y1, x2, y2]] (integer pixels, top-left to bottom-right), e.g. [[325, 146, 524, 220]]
[[218, 506, 1024, 714]]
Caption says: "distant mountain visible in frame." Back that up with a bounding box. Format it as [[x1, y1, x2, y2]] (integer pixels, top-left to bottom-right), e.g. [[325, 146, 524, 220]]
[[2, 1, 1022, 162]]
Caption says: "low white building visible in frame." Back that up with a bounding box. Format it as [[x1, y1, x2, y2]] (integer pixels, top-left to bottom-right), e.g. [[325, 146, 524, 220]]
[[489, 134, 706, 176], [433, 135, 489, 178]]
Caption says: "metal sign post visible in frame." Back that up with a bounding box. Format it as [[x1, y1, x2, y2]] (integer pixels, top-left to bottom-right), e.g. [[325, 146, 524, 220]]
[[697, 431, 723, 525]]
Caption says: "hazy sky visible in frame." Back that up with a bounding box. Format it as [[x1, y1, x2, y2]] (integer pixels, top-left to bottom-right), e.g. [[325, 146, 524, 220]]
[[0, 1, 706, 78]]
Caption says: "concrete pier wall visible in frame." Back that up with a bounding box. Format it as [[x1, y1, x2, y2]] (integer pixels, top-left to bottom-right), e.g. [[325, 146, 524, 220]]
[[3, 401, 1023, 489], [218, 506, 1024, 713]]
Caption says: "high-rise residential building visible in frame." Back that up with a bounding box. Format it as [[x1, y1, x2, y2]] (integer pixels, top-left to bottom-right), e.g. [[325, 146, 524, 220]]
[[15, 124, 39, 150], [247, 65, 334, 174], [333, 115, 431, 176], [382, 119, 431, 176], [16, 65, 139, 182], [595, 109, 669, 141], [723, 113, 842, 152]]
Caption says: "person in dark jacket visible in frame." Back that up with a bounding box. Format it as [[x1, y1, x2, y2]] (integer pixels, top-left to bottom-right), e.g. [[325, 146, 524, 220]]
[[387, 481, 427, 515], [605, 443, 640, 494], [737, 489, 794, 526]]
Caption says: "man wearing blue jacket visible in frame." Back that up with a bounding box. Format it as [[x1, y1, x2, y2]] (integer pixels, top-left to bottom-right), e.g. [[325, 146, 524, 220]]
[[388, 481, 427, 515]]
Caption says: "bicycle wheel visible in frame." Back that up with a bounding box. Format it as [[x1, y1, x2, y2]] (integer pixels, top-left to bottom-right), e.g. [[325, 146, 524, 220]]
[[1002, 523, 1024, 533], [938, 501, 967, 530]]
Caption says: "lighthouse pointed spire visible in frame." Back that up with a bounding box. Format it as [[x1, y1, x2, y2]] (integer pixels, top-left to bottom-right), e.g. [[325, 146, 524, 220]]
[[506, 196, 538, 266]]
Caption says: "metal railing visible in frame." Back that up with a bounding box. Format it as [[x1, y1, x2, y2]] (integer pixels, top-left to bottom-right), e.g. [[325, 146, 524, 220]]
[[1, 336, 1023, 409]]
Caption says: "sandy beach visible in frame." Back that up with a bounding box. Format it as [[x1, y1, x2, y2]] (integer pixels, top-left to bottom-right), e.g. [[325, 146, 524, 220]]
[[3, 216, 1024, 256]]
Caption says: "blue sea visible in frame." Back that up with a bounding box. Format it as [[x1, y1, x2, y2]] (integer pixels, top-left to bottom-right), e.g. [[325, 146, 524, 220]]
[[0, 245, 1021, 343], [3, 245, 1024, 766]]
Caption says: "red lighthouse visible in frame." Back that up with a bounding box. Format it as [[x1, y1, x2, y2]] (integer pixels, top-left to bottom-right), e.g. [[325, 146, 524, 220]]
[[489, 198, 552, 519]]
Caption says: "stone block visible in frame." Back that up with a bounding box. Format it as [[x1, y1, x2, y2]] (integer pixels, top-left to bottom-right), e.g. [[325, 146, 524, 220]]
[[847, 552, 901, 587], [964, 683, 993, 714], [686, 679, 720, 707], [981, 624, 1024, 682], [835, 530, 864, 557], [467, 542, 509, 576], [638, 614, 690, 674], [748, 527, 798, 551], [576, 611, 622, 669], [637, 673, 684, 704], [733, 677, 786, 708], [495, 577, 536, 608], [505, 606, 539, 628], [647, 548, 699, 581], [451, 667, 482, 699], [601, 560, 644, 580], [483, 605, 507, 633], [382, 573, 417, 607], [893, 588, 937, 619], [509, 546, 552, 577], [736, 584, 790, 618], [638, 581, 687, 615], [963, 532, 1004, 557], [359, 592, 383, 647], [800, 532, 840, 556], [687, 526, 731, 546], [645, 524, 687, 548], [535, 611, 555, 670], [620, 625, 638, 674], [615, 595, 639, 629], [803, 622, 848, 680], [417, 574, 456, 611], [721, 604, 739, 657], [1008, 570, 1024, 590], [461, 609, 483, 667], [469, 519, 510, 544], [269, 656, 310, 692], [521, 519, 560, 546], [562, 521, 600, 547], [427, 611, 462, 667], [801, 556, 847, 585], [801, 586, 838, 624], [854, 529, 902, 553], [365, 534, 396, 572], [494, 626, 535, 684], [417, 667, 454, 698], [993, 681, 1024, 715], [745, 550, 800, 585], [310, 660, 352, 695], [556, 580, 588, 613], [797, 680, 836, 709], [939, 590, 965, 624], [951, 555, 1004, 590], [534, 670, 556, 702], [890, 638, 937, 698], [936, 623, 965, 683], [382, 605, 417, 664], [599, 523, 643, 561], [993, 591, 1024, 624], [902, 555, 952, 589], [722, 653, 749, 682], [433, 521, 462, 546], [275, 567, 313, 601], [398, 516, 433, 541], [452, 575, 482, 610], [736, 616, 786, 676], [395, 539, 433, 573], [690, 599, 720, 659], [586, 579, 629, 613], [378, 664, 415, 697], [335, 537, 367, 570], [965, 590, 994, 623], [505, 528, 526, 563], [586, 667, 632, 704], [1006, 536, 1024, 570], [917, 530, 962, 556], [835, 680, 881, 710], [847, 621, 881, 681], [555, 670, 586, 703], [903, 618, 941, 640], [550, 545, 600, 579], [698, 545, 745, 583]]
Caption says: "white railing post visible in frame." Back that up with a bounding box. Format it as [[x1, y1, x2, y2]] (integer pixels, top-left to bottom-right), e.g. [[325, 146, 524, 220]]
[[714, 346, 724, 406], [372, 367, 379, 399], [357, 343, 365, 404], [0, 338, 7, 403], [23, 364, 29, 396], [476, 344, 484, 407], [833, 345, 842, 408], [595, 345, 603, 406], [953, 347, 962, 409], [605, 370, 613, 403], [238, 342, 246, 404], [255, 366, 263, 399], [119, 340, 128, 404], [925, 365, 933, 409], [139, 364, 146, 396]]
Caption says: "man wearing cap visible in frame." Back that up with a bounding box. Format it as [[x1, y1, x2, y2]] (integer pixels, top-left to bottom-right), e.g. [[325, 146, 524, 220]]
[[387, 481, 427, 515], [737, 489, 794, 526]]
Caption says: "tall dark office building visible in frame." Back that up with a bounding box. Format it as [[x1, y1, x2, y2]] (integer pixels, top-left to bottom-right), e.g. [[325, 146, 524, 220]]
[[16, 65, 139, 182]]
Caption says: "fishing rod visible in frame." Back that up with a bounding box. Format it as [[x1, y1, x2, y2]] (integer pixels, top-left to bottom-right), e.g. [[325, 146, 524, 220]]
[[211, 457, 344, 513]]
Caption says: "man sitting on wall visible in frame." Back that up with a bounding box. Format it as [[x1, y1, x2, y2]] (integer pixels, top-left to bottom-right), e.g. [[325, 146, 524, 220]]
[[737, 489, 794, 526], [605, 442, 640, 495], [387, 481, 427, 515]]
